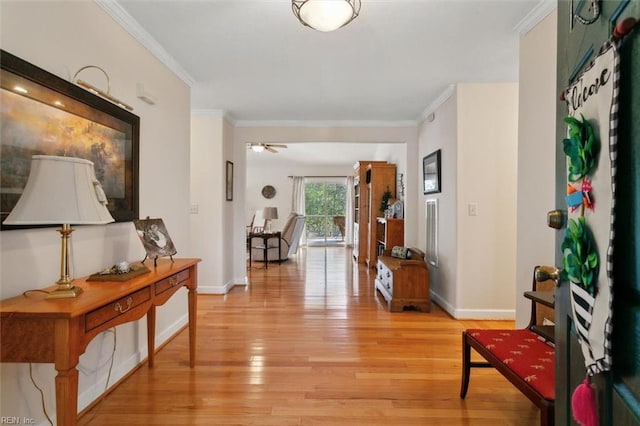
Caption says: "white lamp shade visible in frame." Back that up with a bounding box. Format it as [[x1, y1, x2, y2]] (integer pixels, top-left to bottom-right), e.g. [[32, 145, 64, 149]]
[[3, 155, 115, 225], [263, 207, 279, 220], [295, 0, 359, 32]]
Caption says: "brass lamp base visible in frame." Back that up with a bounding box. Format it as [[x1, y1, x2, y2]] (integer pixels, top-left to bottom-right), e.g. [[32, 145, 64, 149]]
[[46, 284, 83, 299], [45, 223, 83, 299]]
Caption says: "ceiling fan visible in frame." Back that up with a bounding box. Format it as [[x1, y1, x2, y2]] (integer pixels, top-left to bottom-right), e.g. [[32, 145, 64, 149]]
[[247, 142, 288, 153]]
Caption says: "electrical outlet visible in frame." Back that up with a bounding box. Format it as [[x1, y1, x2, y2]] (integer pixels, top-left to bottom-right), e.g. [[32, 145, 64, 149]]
[[468, 202, 478, 216], [189, 204, 199, 214]]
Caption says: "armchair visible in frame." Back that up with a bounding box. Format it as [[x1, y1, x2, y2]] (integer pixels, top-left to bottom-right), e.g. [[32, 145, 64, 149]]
[[250, 213, 305, 262]]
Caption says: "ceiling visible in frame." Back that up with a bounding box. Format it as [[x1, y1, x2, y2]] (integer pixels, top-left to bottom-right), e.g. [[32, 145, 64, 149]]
[[245, 141, 402, 166], [107, 0, 548, 124]]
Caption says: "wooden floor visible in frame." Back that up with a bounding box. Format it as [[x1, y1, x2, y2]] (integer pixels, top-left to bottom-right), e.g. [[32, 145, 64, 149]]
[[78, 247, 540, 425]]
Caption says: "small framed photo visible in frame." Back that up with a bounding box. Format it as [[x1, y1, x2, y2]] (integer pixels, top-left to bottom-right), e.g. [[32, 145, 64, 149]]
[[226, 161, 234, 201], [423, 149, 442, 194], [133, 218, 177, 265]]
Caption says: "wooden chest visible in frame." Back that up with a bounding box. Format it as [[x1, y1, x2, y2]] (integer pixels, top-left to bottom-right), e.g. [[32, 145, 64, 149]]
[[375, 248, 430, 312]]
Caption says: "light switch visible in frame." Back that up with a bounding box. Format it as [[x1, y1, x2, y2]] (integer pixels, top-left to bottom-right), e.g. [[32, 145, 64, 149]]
[[468, 202, 478, 216], [189, 204, 199, 214]]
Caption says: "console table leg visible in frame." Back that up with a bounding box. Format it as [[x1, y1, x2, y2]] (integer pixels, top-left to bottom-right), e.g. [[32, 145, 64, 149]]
[[55, 367, 79, 426], [147, 306, 156, 368], [188, 280, 198, 368]]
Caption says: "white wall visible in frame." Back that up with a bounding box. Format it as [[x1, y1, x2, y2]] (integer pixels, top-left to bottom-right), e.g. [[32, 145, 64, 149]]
[[418, 92, 459, 314], [515, 10, 558, 327], [417, 83, 519, 320], [247, 163, 354, 231], [190, 114, 225, 292], [456, 83, 519, 317], [0, 1, 191, 422]]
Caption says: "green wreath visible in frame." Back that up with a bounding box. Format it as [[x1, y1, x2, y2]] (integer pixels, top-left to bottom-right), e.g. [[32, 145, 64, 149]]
[[561, 216, 599, 296], [563, 114, 599, 182]]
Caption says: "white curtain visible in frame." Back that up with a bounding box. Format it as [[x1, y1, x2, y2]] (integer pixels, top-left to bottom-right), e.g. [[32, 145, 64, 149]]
[[291, 176, 306, 245], [345, 176, 354, 246]]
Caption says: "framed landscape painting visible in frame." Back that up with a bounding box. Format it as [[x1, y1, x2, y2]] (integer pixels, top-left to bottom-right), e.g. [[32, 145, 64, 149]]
[[0, 50, 140, 229]]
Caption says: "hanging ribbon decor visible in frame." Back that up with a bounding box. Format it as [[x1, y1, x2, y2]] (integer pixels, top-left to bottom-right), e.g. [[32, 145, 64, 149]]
[[562, 38, 621, 426]]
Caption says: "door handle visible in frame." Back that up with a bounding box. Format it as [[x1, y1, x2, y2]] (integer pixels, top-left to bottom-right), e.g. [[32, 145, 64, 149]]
[[547, 210, 565, 229]]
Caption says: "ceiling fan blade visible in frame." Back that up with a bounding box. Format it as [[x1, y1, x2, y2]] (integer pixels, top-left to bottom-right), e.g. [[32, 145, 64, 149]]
[[267, 144, 288, 148], [265, 146, 278, 153]]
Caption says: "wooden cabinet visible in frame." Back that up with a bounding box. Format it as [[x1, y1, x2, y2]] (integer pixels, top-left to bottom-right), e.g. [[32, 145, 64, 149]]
[[365, 162, 397, 268], [375, 218, 404, 257], [375, 248, 430, 312], [352, 161, 387, 263]]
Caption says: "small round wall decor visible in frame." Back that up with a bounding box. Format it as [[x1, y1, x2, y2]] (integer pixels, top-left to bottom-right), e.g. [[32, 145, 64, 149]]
[[261, 185, 276, 199]]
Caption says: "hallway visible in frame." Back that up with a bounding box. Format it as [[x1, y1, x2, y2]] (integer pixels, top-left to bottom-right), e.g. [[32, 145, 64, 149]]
[[79, 247, 539, 425]]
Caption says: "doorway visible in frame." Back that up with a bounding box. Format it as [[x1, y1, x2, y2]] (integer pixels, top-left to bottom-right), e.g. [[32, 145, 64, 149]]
[[304, 178, 347, 247]]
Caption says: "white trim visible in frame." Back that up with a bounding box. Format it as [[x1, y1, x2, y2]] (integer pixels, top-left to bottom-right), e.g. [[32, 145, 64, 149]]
[[95, 0, 195, 87], [430, 290, 456, 318], [416, 85, 455, 123], [430, 290, 515, 320], [197, 279, 244, 295], [513, 0, 557, 36], [233, 119, 417, 128]]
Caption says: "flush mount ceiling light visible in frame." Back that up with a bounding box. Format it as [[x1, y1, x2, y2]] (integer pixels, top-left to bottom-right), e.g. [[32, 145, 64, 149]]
[[292, 0, 361, 32]]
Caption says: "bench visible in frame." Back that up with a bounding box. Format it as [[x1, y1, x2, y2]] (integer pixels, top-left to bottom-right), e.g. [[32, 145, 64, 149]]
[[460, 266, 556, 426]]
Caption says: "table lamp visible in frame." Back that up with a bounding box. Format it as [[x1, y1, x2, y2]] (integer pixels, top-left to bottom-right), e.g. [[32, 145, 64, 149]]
[[2, 155, 115, 299], [262, 207, 278, 233]]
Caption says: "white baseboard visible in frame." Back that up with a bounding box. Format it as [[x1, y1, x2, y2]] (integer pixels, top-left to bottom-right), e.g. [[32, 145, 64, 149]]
[[198, 278, 246, 294], [430, 290, 515, 320]]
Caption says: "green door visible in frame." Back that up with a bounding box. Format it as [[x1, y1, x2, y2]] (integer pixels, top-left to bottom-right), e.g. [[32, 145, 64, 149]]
[[555, 1, 640, 424]]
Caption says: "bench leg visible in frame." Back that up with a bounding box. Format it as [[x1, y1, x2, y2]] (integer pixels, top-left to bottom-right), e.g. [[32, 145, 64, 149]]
[[540, 402, 554, 426], [460, 331, 471, 398]]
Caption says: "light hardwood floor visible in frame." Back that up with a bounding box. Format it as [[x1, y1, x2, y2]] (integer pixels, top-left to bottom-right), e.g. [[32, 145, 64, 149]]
[[78, 247, 540, 425]]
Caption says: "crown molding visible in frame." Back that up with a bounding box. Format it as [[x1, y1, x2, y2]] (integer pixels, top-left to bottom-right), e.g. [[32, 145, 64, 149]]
[[513, 0, 557, 36], [95, 0, 195, 87], [416, 84, 455, 123]]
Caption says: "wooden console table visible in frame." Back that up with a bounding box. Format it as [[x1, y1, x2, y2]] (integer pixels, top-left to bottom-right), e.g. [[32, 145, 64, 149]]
[[0, 257, 200, 426]]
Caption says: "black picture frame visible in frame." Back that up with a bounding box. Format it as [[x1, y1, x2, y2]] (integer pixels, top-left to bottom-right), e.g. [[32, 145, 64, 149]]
[[226, 161, 234, 201], [0, 50, 140, 229], [423, 149, 442, 194]]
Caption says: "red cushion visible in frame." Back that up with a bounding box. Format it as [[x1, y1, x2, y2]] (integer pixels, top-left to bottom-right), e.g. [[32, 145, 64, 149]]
[[467, 329, 555, 400]]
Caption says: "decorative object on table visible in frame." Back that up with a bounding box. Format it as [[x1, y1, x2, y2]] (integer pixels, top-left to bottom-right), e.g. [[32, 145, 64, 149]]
[[380, 186, 392, 214], [226, 161, 234, 201], [262, 207, 279, 233], [0, 50, 140, 228], [133, 217, 177, 266], [87, 261, 151, 282], [392, 200, 404, 219], [561, 38, 620, 424], [292, 0, 361, 32], [390, 246, 410, 259], [423, 149, 442, 194], [261, 185, 276, 199], [2, 155, 114, 298]]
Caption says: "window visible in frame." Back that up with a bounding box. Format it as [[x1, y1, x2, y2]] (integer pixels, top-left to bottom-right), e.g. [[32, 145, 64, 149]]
[[305, 179, 347, 246]]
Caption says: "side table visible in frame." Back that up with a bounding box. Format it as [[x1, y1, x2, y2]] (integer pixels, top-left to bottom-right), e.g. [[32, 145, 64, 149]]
[[248, 232, 281, 269]]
